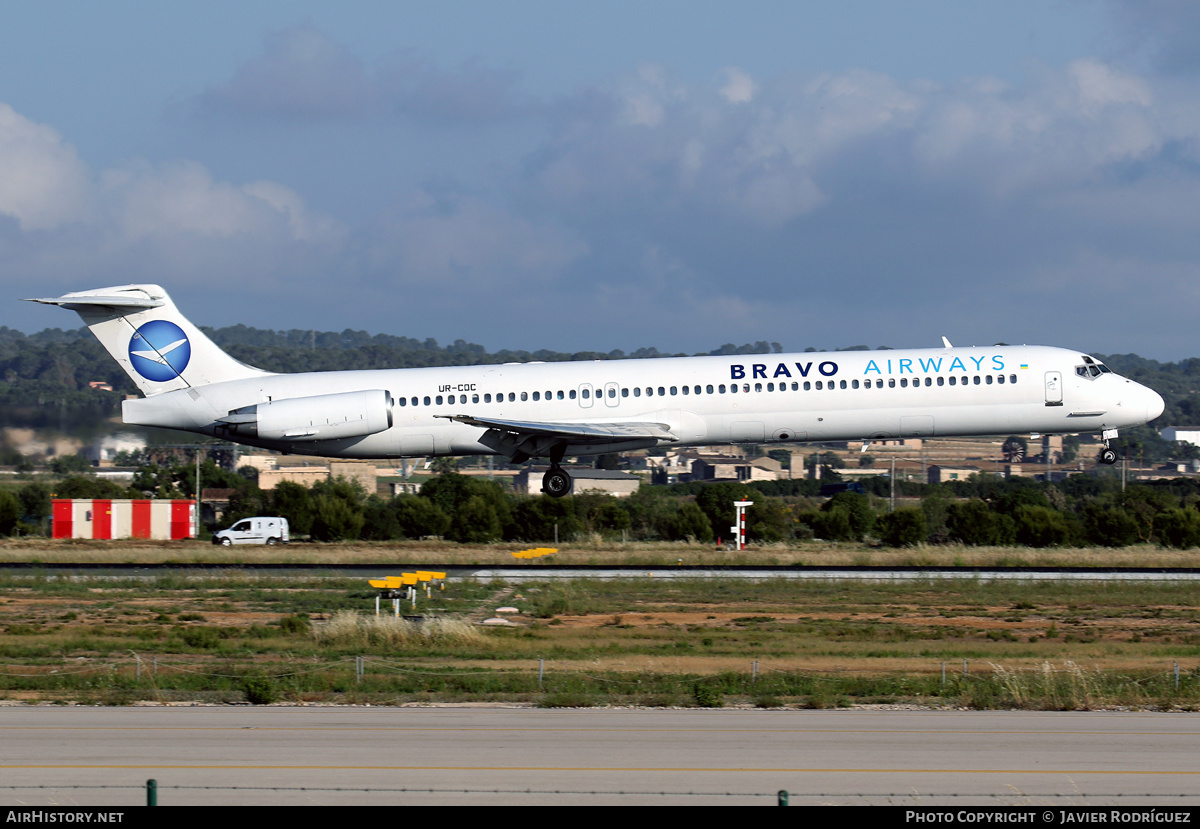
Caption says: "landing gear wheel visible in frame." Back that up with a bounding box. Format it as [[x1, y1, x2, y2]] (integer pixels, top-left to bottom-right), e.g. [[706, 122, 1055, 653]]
[[1100, 448, 1118, 465], [542, 468, 572, 498]]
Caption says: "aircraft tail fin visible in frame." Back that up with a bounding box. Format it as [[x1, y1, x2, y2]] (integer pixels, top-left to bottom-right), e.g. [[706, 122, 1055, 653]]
[[25, 284, 270, 396]]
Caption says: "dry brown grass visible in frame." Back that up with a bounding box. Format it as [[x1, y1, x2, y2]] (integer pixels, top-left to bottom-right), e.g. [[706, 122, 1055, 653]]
[[0, 537, 1197, 568], [1, 565, 1198, 707], [313, 611, 489, 647]]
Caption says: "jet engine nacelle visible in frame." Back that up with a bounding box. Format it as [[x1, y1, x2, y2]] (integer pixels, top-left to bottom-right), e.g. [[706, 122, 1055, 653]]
[[221, 389, 393, 442]]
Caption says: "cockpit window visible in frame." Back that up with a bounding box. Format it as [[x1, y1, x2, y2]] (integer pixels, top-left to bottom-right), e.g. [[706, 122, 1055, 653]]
[[1076, 355, 1113, 379]]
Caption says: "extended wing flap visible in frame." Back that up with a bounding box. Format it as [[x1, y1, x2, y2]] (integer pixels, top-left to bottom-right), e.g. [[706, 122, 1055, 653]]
[[436, 414, 678, 443]]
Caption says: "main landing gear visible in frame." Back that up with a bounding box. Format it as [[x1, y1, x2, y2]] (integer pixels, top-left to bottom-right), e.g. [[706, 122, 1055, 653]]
[[542, 466, 572, 497], [541, 443, 573, 498]]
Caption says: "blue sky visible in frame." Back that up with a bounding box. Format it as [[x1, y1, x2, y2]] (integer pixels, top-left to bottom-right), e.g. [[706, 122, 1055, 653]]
[[4, 1, 1200, 360]]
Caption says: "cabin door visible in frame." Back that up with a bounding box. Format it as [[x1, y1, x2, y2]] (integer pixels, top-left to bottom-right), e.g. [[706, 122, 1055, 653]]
[[1044, 371, 1063, 406]]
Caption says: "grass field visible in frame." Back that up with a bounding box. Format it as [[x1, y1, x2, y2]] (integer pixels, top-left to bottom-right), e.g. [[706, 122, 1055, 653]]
[[2, 560, 1199, 709], [4, 537, 1200, 568]]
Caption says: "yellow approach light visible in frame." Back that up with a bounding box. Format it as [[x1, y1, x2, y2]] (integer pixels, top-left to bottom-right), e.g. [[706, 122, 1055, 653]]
[[513, 547, 557, 559]]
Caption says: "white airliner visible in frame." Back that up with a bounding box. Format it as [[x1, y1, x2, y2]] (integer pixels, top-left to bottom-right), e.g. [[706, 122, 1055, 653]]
[[28, 284, 1164, 497]]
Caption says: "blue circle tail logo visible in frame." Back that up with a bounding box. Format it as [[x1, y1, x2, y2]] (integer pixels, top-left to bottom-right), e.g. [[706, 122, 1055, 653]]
[[129, 320, 191, 382]]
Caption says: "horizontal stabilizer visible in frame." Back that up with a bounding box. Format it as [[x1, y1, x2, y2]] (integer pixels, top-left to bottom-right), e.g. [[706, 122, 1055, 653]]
[[26, 294, 165, 310]]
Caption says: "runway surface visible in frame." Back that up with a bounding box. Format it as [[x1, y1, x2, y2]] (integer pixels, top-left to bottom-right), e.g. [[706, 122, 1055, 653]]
[[1, 706, 1198, 806]]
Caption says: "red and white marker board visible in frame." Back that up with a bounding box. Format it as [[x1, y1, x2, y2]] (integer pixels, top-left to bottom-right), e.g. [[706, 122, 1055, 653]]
[[52, 499, 196, 540]]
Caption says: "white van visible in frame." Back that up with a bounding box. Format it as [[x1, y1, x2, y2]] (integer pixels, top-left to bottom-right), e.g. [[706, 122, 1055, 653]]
[[212, 517, 290, 546]]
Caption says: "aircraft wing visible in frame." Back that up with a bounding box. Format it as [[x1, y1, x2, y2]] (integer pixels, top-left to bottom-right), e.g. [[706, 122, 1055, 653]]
[[435, 414, 678, 443]]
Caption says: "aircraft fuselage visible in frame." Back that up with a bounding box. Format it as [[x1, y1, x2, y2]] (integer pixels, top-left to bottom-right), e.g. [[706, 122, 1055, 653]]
[[121, 344, 1163, 460]]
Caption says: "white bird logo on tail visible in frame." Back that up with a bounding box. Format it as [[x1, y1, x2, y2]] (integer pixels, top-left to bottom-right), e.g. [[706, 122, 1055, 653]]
[[127, 320, 192, 382], [131, 337, 186, 364]]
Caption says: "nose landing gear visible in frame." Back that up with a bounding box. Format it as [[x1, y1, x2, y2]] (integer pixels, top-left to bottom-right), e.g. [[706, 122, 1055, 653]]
[[1099, 428, 1119, 465]]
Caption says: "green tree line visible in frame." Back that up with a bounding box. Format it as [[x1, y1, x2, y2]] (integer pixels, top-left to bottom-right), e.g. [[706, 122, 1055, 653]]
[[14, 464, 1200, 550]]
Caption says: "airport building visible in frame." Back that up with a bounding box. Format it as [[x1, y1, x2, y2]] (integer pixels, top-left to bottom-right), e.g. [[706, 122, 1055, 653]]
[[1162, 427, 1200, 447]]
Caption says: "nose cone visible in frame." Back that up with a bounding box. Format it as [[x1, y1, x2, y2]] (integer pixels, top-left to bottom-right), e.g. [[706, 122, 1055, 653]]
[[1146, 386, 1165, 423]]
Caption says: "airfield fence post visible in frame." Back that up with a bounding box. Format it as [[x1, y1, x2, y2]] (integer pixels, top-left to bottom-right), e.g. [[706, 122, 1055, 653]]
[[146, 779, 156, 807], [539, 659, 544, 689], [1176, 662, 1180, 691], [942, 662, 946, 688]]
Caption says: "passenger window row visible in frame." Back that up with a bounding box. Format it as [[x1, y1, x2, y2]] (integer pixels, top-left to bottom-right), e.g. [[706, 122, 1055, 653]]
[[392, 374, 1020, 406]]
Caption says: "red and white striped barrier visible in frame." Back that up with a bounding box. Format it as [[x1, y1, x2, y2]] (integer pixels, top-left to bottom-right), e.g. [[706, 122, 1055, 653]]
[[52, 499, 195, 540]]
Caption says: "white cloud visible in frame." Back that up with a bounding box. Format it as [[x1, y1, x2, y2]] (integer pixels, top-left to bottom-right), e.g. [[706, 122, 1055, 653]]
[[12, 27, 1200, 358], [0, 98, 346, 303], [0, 98, 341, 246], [1069, 59, 1152, 109], [377, 52, 531, 122], [0, 103, 89, 231], [719, 67, 757, 104], [202, 24, 373, 119], [83, 159, 341, 252], [529, 58, 1193, 229], [242, 180, 344, 243], [369, 192, 588, 290], [200, 25, 535, 124], [529, 66, 921, 226], [104, 161, 278, 240], [491, 55, 1200, 354], [1104, 0, 1200, 75], [618, 64, 686, 128], [904, 60, 1167, 200]]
